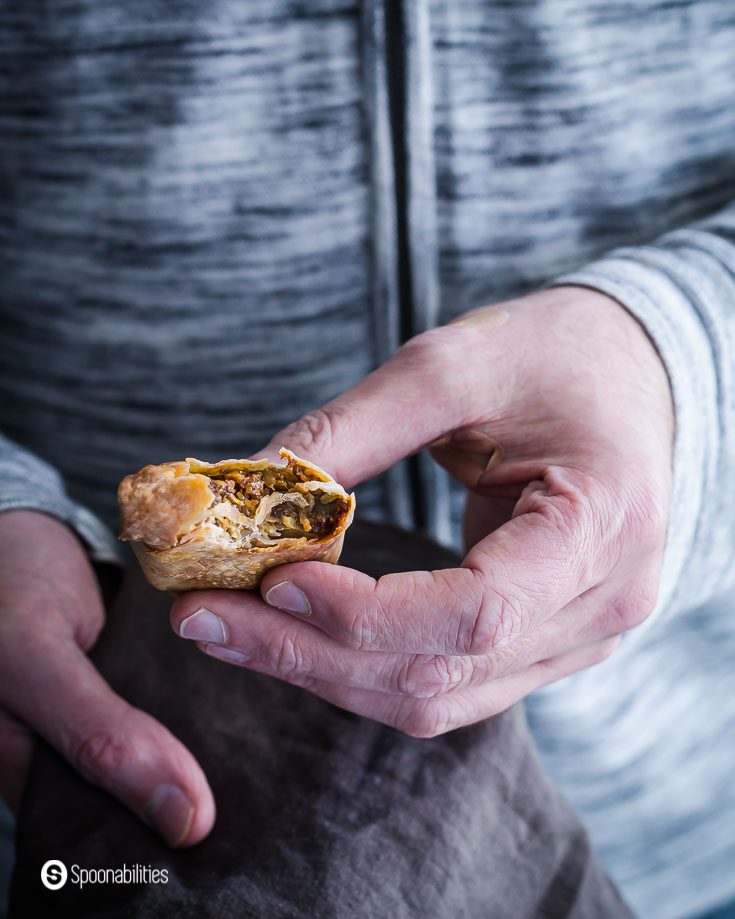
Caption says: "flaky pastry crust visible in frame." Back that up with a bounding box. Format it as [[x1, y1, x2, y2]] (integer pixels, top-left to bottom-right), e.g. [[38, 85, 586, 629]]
[[118, 449, 355, 591]]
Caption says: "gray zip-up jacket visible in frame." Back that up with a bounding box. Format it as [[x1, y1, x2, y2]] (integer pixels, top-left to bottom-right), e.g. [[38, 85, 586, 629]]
[[1, 3, 734, 917]]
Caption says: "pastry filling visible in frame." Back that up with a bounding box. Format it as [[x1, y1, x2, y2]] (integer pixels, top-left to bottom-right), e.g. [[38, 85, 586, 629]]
[[185, 465, 350, 549]]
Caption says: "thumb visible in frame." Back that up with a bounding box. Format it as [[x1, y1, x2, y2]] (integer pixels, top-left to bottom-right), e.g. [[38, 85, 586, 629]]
[[2, 635, 215, 847], [255, 323, 488, 488]]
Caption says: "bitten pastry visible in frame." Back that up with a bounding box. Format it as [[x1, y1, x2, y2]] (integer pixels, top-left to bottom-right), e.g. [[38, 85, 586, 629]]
[[118, 449, 355, 591]]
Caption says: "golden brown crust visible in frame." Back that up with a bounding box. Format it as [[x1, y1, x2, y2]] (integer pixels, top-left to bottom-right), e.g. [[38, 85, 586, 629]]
[[130, 533, 346, 592], [117, 463, 215, 550], [118, 449, 355, 591]]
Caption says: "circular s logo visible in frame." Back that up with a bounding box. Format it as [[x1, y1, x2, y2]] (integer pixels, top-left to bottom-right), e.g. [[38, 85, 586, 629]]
[[41, 859, 68, 890]]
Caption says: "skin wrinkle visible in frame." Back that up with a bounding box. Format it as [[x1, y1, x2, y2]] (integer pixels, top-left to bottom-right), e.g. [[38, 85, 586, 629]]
[[421, 654, 466, 697], [265, 630, 308, 680], [279, 407, 342, 465], [468, 578, 526, 655], [520, 471, 607, 586], [347, 577, 385, 651], [74, 731, 130, 787], [470, 518, 574, 645], [450, 567, 489, 655], [397, 651, 467, 698], [391, 656, 422, 697], [372, 571, 422, 647], [426, 567, 482, 653]]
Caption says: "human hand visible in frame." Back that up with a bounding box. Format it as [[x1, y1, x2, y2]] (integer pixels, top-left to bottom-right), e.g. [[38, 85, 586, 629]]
[[171, 287, 674, 737], [0, 510, 214, 845]]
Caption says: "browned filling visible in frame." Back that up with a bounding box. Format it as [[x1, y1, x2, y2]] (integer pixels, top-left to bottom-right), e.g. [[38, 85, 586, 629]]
[[207, 469, 348, 544], [263, 498, 343, 538]]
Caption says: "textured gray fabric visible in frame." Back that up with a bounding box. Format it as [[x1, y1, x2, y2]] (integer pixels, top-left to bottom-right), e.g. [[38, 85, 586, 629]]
[[1, 2, 734, 916]]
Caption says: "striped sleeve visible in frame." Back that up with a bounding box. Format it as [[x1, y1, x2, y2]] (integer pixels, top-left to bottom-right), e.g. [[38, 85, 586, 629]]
[[556, 202, 735, 623], [0, 431, 122, 564]]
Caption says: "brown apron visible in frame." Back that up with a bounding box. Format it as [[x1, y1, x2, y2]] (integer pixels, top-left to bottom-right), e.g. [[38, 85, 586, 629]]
[[9, 523, 632, 918]]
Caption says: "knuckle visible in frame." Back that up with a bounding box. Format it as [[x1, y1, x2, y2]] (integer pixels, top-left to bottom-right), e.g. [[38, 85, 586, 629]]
[[73, 730, 131, 786], [458, 577, 525, 656], [396, 654, 470, 698], [610, 580, 659, 632], [530, 468, 604, 551], [398, 326, 467, 377], [264, 631, 308, 677], [523, 467, 595, 527], [341, 607, 377, 651], [396, 701, 454, 739], [281, 407, 345, 458], [341, 580, 388, 651]]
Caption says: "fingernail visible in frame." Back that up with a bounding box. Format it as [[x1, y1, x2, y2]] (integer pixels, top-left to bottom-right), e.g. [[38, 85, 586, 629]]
[[265, 581, 311, 615], [179, 608, 228, 644], [426, 434, 450, 449], [144, 783, 194, 847], [476, 447, 505, 486], [450, 428, 498, 452], [203, 645, 251, 666], [484, 445, 503, 471]]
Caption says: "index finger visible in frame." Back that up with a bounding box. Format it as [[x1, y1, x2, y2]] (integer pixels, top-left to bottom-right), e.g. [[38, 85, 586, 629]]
[[260, 467, 607, 655]]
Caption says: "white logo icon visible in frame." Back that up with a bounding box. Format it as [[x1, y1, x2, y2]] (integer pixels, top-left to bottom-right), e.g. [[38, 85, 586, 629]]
[[41, 859, 68, 890]]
